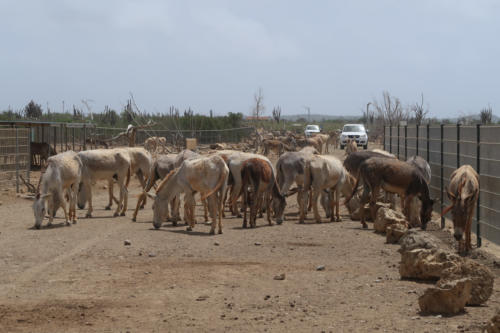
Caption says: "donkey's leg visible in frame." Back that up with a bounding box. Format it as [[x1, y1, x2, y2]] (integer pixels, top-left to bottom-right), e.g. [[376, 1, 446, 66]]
[[105, 179, 113, 210]]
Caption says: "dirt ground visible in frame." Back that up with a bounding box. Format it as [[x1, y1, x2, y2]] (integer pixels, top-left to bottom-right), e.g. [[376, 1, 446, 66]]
[[1, 148, 499, 333]]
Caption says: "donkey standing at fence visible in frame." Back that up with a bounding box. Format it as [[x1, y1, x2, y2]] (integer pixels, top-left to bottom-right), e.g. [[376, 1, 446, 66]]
[[441, 165, 479, 253], [30, 142, 57, 167]]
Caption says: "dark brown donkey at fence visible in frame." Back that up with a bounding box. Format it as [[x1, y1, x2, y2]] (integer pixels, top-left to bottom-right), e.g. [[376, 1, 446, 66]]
[[30, 142, 56, 168], [345, 157, 435, 229]]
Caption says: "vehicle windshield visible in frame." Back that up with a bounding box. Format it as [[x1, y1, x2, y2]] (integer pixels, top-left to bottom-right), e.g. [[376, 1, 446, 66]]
[[343, 125, 365, 132], [306, 125, 319, 131]]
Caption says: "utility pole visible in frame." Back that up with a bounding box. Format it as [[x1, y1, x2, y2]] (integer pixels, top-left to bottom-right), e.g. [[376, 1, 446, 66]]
[[303, 106, 311, 122], [366, 102, 371, 126]]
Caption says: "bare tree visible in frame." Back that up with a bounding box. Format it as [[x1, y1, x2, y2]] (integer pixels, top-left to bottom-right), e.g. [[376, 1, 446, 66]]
[[272, 106, 282, 123], [480, 105, 493, 124], [372, 91, 408, 126], [252, 87, 265, 118], [106, 120, 155, 147], [411, 93, 429, 126]]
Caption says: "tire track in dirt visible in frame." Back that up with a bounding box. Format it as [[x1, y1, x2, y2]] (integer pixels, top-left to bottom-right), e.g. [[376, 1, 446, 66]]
[[0, 218, 131, 297]]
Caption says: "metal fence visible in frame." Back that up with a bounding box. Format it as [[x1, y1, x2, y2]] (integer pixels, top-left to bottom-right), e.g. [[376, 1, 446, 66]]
[[31, 126, 256, 150], [0, 122, 256, 192], [384, 124, 500, 247], [0, 127, 30, 191]]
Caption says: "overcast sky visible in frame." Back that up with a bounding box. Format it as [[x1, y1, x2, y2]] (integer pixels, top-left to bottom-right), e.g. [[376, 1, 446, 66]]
[[1, 0, 499, 118]]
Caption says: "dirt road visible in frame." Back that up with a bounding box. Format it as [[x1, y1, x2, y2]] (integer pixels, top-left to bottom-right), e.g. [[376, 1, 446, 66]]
[[0, 152, 499, 332]]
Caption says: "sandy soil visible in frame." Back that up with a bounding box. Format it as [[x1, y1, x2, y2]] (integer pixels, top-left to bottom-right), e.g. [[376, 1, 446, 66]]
[[0, 149, 499, 333]]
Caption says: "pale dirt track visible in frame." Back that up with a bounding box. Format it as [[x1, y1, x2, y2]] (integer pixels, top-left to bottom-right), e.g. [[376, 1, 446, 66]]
[[1, 149, 500, 332]]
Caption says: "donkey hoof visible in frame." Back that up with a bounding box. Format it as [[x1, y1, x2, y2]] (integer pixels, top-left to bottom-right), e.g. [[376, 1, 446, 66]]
[[336, 217, 342, 222], [209, 230, 215, 235], [218, 229, 223, 235], [362, 223, 368, 229], [186, 227, 192, 232], [105, 206, 111, 210], [86, 213, 92, 218], [120, 212, 126, 216], [113, 212, 119, 217], [132, 217, 136, 222]]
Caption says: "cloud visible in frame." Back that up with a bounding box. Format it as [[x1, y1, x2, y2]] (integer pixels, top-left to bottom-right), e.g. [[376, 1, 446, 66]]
[[188, 5, 300, 62]]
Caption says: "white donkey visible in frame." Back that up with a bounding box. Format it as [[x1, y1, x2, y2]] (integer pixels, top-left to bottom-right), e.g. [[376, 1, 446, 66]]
[[33, 151, 82, 229]]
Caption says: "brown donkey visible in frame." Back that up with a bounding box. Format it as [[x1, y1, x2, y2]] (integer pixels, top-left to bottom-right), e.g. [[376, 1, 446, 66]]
[[441, 165, 479, 253], [345, 157, 434, 229]]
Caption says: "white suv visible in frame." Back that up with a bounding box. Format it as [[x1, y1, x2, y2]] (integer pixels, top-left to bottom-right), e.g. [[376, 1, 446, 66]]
[[340, 124, 368, 149], [304, 124, 320, 137]]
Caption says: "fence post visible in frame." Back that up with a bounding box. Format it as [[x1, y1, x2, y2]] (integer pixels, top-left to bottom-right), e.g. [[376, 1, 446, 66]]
[[72, 127, 75, 151], [440, 124, 444, 229], [27, 128, 31, 183], [426, 124, 430, 163], [397, 125, 400, 159], [476, 124, 481, 247], [416, 125, 419, 156], [383, 125, 386, 151], [404, 125, 408, 160], [83, 125, 87, 151], [41, 126, 45, 143], [389, 126, 392, 154], [53, 126, 57, 154], [60, 124, 63, 153], [15, 127, 19, 193], [456, 123, 460, 168]]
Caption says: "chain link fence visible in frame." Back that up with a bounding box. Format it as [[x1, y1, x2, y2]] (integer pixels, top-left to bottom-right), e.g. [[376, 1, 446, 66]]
[[384, 124, 500, 247]]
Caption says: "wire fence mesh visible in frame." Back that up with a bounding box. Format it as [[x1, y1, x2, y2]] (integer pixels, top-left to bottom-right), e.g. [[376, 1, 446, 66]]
[[0, 122, 256, 193], [384, 124, 500, 247], [0, 127, 30, 191]]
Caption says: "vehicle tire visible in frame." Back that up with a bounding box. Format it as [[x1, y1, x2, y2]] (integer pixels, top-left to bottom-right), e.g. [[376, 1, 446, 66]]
[[340, 145, 345, 150], [363, 144, 368, 150]]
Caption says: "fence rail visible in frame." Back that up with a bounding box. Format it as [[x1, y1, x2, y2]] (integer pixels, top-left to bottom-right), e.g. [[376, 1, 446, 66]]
[[384, 124, 500, 247], [0, 123, 256, 193]]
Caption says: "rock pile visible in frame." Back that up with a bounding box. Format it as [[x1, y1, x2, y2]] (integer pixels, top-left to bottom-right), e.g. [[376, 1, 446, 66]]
[[398, 232, 494, 314]]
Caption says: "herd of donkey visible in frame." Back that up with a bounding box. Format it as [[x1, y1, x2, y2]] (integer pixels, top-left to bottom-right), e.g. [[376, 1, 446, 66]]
[[30, 128, 479, 254]]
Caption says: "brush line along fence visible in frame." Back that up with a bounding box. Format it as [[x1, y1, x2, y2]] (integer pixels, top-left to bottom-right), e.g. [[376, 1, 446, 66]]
[[384, 124, 500, 247]]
